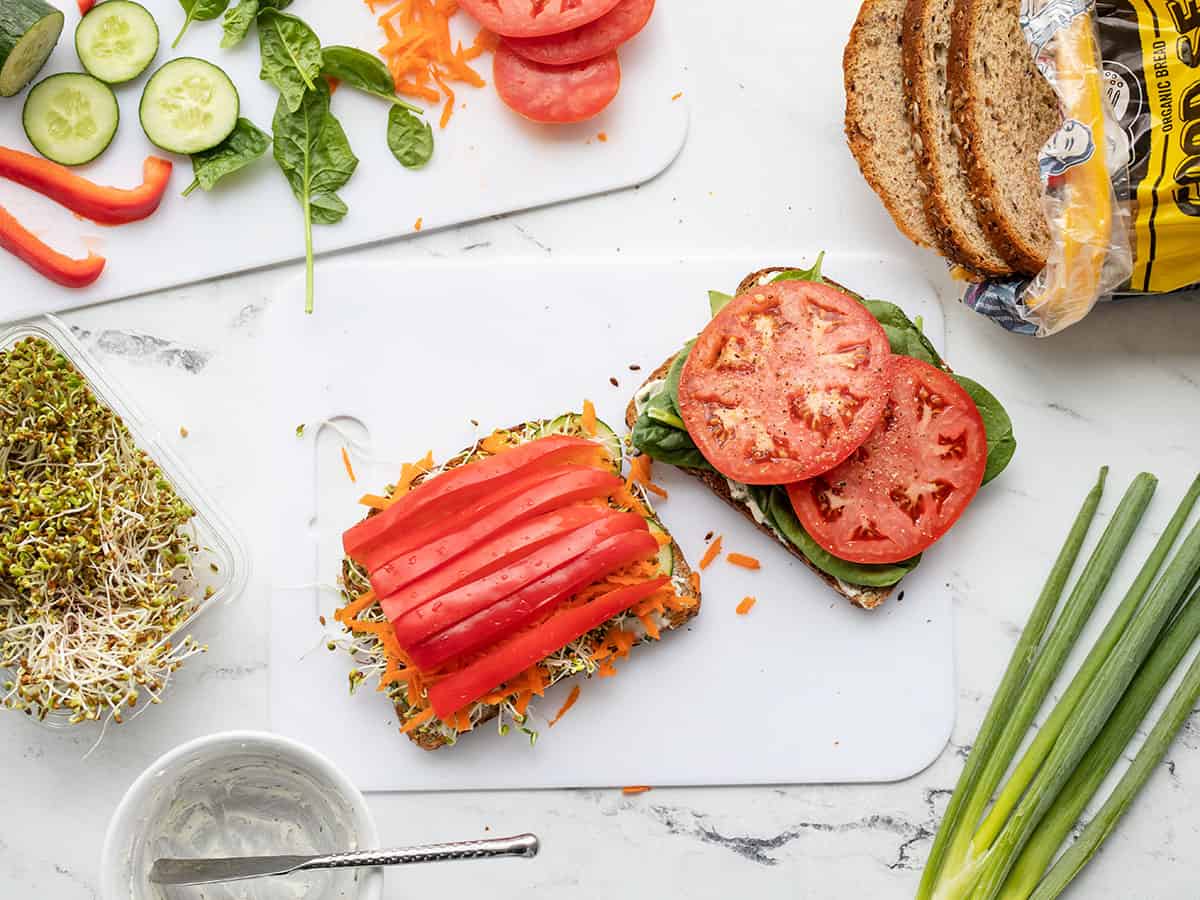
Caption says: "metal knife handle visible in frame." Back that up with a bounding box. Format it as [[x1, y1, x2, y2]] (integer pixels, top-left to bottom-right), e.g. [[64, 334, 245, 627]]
[[296, 833, 539, 872]]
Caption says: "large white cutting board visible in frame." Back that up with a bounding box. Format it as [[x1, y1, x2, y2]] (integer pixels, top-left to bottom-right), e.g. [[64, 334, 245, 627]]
[[263, 255, 956, 791], [0, 1, 687, 320]]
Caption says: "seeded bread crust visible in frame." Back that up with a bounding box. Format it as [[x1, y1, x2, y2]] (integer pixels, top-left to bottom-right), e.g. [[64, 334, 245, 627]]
[[844, 0, 938, 249], [902, 0, 1014, 277], [346, 423, 703, 751], [948, 0, 1061, 274], [624, 267, 896, 612]]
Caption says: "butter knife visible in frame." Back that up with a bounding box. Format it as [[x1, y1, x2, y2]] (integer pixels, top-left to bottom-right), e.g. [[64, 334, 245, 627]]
[[149, 832, 539, 886]]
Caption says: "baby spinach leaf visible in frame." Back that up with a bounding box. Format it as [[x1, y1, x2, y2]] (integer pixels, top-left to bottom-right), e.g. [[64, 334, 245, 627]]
[[768, 251, 825, 284], [173, 0, 231, 48], [321, 46, 423, 112], [258, 9, 323, 113], [861, 298, 947, 369], [184, 118, 272, 196], [952, 375, 1017, 485], [220, 0, 257, 47], [273, 81, 359, 313], [387, 106, 434, 169], [631, 410, 710, 470], [662, 339, 693, 416]]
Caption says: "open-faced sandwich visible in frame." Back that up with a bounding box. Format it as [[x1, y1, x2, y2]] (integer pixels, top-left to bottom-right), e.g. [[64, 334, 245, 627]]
[[627, 256, 1016, 609], [333, 410, 699, 749]]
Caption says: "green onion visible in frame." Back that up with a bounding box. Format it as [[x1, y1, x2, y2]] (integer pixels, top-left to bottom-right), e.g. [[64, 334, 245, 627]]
[[974, 475, 1200, 851], [933, 472, 1156, 898], [916, 468, 1108, 900], [969, 509, 1200, 899], [1003, 584, 1200, 899]]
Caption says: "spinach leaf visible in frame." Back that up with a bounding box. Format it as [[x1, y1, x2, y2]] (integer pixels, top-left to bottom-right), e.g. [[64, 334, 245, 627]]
[[952, 375, 1017, 485], [184, 118, 272, 196], [258, 9, 323, 113], [708, 290, 733, 316], [631, 411, 711, 470], [662, 339, 693, 416], [220, 0, 258, 47], [173, 0, 231, 48], [387, 106, 434, 169], [861, 298, 947, 369], [322, 46, 422, 112], [768, 251, 825, 284], [765, 488, 919, 587], [273, 81, 359, 313]]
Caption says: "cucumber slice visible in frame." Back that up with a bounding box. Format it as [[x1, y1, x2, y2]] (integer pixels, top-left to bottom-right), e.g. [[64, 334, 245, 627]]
[[0, 0, 64, 97], [139, 57, 238, 154], [22, 73, 119, 165], [76, 1, 159, 85], [647, 520, 675, 575], [538, 413, 623, 474]]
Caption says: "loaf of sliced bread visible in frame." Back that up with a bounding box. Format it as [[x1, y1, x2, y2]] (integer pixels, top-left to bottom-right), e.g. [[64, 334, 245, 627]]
[[844, 0, 937, 249], [903, 0, 1014, 277], [949, 0, 1062, 274]]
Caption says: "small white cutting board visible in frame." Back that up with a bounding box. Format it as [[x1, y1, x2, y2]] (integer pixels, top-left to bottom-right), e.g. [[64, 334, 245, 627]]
[[263, 255, 956, 791], [0, 1, 687, 321]]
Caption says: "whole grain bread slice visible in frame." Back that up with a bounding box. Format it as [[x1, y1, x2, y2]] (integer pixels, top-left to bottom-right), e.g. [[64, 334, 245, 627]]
[[903, 0, 1015, 277], [844, 0, 938, 249], [624, 266, 897, 612], [949, 0, 1061, 274]]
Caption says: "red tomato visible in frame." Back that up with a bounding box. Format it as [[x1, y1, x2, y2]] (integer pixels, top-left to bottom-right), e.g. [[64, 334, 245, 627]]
[[407, 529, 659, 670], [503, 0, 655, 66], [493, 44, 621, 124], [677, 281, 892, 485], [342, 434, 605, 561], [787, 356, 988, 564], [427, 576, 668, 716], [377, 504, 611, 621], [363, 465, 622, 578], [458, 0, 621, 38], [391, 511, 645, 649]]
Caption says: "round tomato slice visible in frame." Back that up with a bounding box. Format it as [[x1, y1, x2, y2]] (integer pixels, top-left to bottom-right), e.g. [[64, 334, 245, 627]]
[[458, 0, 622, 38], [787, 356, 988, 564], [677, 281, 892, 485], [503, 0, 655, 66], [493, 44, 621, 124]]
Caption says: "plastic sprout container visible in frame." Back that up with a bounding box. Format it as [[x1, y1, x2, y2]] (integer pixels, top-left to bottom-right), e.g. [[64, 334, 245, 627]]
[[0, 316, 249, 730]]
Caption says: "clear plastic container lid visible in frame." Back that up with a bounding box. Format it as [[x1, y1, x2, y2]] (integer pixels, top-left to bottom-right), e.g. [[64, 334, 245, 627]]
[[0, 316, 249, 729]]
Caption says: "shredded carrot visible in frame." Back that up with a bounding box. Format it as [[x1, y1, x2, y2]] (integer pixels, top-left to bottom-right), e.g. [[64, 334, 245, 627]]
[[413, 217, 423, 231], [326, 76, 341, 94], [626, 454, 652, 486], [643, 482, 668, 499], [736, 596, 757, 615], [335, 590, 376, 624], [480, 431, 511, 454], [597, 660, 617, 677], [622, 785, 652, 795], [368, 0, 489, 128], [689, 571, 701, 593], [387, 450, 434, 505], [341, 447, 357, 483], [671, 92, 683, 101], [581, 399, 597, 435], [400, 706, 437, 734], [359, 493, 390, 510], [514, 690, 534, 716], [548, 685, 581, 727], [597, 131, 608, 142], [699, 535, 723, 570], [452, 707, 474, 732], [727, 552, 761, 570]]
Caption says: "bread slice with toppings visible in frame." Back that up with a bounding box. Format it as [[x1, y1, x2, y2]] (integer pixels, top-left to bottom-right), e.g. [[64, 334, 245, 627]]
[[902, 0, 1015, 277], [844, 0, 938, 249], [337, 416, 701, 750], [949, 0, 1061, 273]]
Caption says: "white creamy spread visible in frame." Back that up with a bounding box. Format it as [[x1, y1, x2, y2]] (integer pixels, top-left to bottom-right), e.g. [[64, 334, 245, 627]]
[[633, 378, 666, 417], [725, 478, 771, 527]]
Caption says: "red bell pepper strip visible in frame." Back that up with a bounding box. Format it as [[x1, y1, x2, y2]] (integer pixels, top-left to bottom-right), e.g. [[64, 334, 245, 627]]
[[378, 504, 612, 622], [0, 149, 172, 225], [0, 205, 105, 288], [427, 576, 669, 717], [343, 435, 606, 559], [78, 0, 97, 13], [408, 529, 660, 671], [391, 511, 645, 648], [368, 466, 624, 591]]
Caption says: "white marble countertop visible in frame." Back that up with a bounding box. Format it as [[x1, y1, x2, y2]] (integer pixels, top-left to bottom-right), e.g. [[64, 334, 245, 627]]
[[3, 1, 1199, 896]]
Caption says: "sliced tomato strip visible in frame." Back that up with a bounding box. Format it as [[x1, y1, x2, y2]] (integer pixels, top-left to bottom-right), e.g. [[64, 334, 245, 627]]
[[392, 510, 645, 648], [427, 576, 668, 717], [378, 504, 612, 622], [408, 528, 660, 671], [678, 281, 892, 484], [787, 356, 988, 564], [493, 44, 621, 124], [0, 150, 171, 225], [504, 0, 655, 67], [457, 0, 622, 38], [0, 205, 105, 288], [342, 434, 604, 560]]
